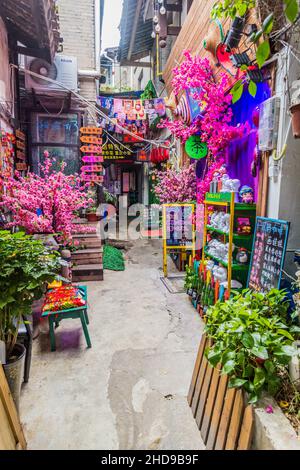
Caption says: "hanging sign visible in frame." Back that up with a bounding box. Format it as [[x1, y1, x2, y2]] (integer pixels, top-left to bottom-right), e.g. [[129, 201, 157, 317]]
[[102, 143, 133, 161], [15, 129, 26, 141], [80, 145, 102, 154], [80, 127, 102, 135], [16, 140, 25, 151], [16, 151, 26, 161], [16, 163, 27, 171], [81, 165, 103, 173], [82, 155, 104, 163], [81, 174, 104, 183], [185, 135, 208, 160], [248, 217, 290, 293], [80, 136, 103, 145]]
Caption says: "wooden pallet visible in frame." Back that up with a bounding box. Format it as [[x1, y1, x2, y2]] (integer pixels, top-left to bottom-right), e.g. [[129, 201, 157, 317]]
[[72, 248, 103, 265], [0, 366, 26, 450], [188, 334, 254, 450]]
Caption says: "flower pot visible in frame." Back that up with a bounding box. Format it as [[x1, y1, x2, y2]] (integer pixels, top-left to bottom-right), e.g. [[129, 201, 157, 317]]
[[87, 213, 98, 222], [3, 343, 26, 412], [290, 104, 300, 138]]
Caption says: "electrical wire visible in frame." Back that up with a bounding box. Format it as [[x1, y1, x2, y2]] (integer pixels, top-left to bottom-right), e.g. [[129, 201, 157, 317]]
[[13, 64, 174, 149]]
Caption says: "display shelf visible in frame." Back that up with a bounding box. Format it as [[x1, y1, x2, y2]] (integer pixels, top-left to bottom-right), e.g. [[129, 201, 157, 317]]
[[204, 248, 250, 271], [206, 225, 253, 241]]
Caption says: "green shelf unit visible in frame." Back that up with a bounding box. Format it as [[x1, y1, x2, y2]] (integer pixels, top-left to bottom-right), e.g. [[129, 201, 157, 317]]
[[202, 192, 257, 295], [204, 248, 250, 271], [206, 225, 253, 242]]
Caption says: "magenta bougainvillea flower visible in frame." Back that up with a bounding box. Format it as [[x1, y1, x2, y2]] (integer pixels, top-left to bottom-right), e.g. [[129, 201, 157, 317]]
[[159, 51, 244, 157], [0, 153, 94, 243], [265, 405, 274, 414]]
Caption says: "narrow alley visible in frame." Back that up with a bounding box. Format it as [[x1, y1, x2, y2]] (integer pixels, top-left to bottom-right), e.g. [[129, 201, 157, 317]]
[[20, 239, 204, 450]]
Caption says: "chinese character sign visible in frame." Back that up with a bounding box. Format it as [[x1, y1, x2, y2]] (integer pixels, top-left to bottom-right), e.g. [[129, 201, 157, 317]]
[[248, 217, 290, 293]]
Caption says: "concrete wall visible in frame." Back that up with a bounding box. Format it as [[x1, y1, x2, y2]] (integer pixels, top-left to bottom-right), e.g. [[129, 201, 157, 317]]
[[268, 47, 300, 275], [0, 17, 13, 129], [56, 0, 97, 102]]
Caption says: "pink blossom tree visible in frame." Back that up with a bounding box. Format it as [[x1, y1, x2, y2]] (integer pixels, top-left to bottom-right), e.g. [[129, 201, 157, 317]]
[[1, 153, 94, 243], [154, 164, 197, 204]]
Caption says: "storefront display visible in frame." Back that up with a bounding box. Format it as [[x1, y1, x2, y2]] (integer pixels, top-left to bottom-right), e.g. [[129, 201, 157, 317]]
[[162, 203, 196, 278], [187, 191, 257, 315]]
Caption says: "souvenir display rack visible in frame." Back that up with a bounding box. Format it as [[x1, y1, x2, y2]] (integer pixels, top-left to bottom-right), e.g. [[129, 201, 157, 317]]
[[194, 192, 256, 312]]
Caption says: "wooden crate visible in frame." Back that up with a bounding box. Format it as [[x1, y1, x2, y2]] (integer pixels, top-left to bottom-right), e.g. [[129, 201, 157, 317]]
[[188, 335, 254, 450]]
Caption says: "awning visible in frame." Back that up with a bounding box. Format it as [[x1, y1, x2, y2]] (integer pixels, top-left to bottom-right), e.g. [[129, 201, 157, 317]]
[[0, 0, 60, 62], [118, 0, 154, 64]]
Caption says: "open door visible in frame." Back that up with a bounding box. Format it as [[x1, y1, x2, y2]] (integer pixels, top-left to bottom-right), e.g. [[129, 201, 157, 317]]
[[0, 365, 27, 450]]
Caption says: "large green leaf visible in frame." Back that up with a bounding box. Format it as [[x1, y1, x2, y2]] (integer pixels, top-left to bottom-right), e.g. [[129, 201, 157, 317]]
[[254, 367, 266, 389], [284, 0, 299, 23], [242, 331, 255, 349], [248, 80, 257, 98], [228, 377, 248, 389], [251, 346, 269, 360], [222, 360, 236, 375], [231, 81, 244, 103], [256, 40, 270, 68]]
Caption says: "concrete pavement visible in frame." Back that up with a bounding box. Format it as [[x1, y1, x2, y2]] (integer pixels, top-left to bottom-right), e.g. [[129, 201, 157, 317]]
[[20, 239, 205, 450]]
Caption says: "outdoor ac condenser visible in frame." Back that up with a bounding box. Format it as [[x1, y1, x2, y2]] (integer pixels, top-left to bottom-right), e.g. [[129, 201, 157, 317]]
[[25, 55, 78, 93], [258, 96, 281, 152]]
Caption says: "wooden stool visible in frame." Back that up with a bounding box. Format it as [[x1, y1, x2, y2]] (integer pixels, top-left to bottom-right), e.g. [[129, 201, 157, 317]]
[[42, 286, 91, 352]]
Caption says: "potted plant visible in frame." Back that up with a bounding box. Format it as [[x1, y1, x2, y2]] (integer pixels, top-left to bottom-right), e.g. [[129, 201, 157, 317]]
[[0, 231, 59, 411], [204, 289, 300, 404], [86, 207, 98, 222]]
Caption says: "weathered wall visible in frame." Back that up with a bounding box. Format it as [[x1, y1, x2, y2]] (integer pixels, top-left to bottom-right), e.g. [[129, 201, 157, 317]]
[[268, 47, 300, 275], [0, 17, 13, 130], [57, 0, 97, 102]]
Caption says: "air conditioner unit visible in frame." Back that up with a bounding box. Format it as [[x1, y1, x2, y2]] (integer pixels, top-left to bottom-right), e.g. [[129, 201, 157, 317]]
[[258, 96, 281, 152], [25, 55, 78, 93]]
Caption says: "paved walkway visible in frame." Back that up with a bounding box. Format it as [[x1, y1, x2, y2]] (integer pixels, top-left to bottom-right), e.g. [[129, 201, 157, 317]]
[[21, 239, 205, 450]]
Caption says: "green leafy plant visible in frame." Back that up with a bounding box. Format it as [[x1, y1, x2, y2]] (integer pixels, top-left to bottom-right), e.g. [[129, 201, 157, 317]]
[[0, 231, 60, 359], [211, 0, 256, 19], [103, 190, 117, 206], [184, 265, 197, 292], [204, 289, 300, 403], [87, 206, 97, 214]]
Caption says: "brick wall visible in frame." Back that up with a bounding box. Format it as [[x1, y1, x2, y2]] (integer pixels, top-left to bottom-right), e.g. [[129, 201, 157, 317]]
[[56, 0, 97, 103]]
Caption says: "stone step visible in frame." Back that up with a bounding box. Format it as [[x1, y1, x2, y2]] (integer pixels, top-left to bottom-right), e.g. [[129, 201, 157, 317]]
[[73, 233, 101, 240], [72, 248, 103, 257], [72, 263, 104, 282], [72, 250, 103, 265]]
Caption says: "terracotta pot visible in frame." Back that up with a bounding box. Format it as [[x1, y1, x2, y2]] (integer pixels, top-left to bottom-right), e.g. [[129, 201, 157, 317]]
[[290, 104, 300, 138], [3, 344, 26, 412], [87, 213, 98, 222]]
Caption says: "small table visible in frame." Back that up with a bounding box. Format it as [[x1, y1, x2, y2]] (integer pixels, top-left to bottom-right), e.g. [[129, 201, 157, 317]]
[[42, 286, 91, 352]]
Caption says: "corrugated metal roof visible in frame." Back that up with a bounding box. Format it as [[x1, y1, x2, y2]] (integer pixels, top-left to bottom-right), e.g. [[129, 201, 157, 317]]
[[118, 0, 154, 63]]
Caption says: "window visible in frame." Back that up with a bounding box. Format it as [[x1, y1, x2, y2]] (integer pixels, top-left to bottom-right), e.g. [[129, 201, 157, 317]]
[[30, 113, 80, 175]]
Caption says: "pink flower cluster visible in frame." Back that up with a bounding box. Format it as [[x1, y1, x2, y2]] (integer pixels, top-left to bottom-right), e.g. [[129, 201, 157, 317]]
[[160, 51, 245, 156], [154, 164, 197, 204], [197, 160, 225, 203], [1, 155, 93, 243]]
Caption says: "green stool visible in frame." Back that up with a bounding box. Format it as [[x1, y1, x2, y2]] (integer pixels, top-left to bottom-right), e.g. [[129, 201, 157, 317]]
[[42, 286, 91, 352]]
